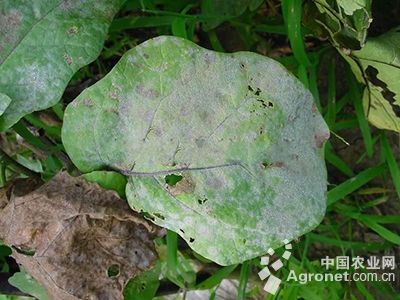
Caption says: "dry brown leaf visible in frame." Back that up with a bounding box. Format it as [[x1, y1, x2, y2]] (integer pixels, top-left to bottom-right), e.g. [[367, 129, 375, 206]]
[[0, 172, 164, 300]]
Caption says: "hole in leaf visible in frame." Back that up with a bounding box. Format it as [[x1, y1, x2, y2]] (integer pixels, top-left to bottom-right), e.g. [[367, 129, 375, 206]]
[[255, 88, 261, 96], [107, 264, 120, 277], [197, 198, 208, 205], [180, 229, 185, 234], [256, 99, 267, 108], [165, 174, 183, 186], [189, 237, 195, 243], [261, 161, 269, 168], [141, 282, 147, 290]]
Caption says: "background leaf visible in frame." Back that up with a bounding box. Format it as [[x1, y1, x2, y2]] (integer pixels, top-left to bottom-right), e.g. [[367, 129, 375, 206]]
[[346, 29, 400, 132], [8, 270, 49, 300], [0, 0, 125, 131], [306, 0, 372, 49]]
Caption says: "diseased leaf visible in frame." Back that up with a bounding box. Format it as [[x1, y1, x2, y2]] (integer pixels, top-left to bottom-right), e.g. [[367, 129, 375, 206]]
[[343, 29, 400, 132], [62, 36, 330, 265], [306, 0, 372, 49], [0, 0, 125, 131], [0, 172, 163, 300]]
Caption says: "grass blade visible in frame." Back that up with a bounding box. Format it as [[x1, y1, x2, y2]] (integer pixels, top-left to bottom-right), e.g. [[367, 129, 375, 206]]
[[281, 0, 311, 67], [327, 164, 387, 205], [237, 261, 250, 300], [359, 218, 400, 245], [325, 142, 354, 177], [325, 57, 336, 127], [166, 230, 178, 275], [196, 264, 237, 289], [381, 133, 400, 200], [348, 69, 373, 157]]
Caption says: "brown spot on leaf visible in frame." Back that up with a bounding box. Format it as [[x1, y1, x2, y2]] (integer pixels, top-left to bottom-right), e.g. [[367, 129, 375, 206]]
[[167, 174, 196, 196], [108, 90, 119, 100], [136, 84, 159, 99], [0, 172, 163, 300], [268, 161, 284, 168], [63, 53, 73, 65], [204, 52, 214, 64], [315, 132, 330, 148], [68, 26, 78, 34], [0, 9, 22, 63], [312, 103, 318, 113], [83, 98, 93, 107]]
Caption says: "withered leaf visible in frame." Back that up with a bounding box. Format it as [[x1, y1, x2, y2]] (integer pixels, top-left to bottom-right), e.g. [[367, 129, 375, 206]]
[[0, 172, 163, 300]]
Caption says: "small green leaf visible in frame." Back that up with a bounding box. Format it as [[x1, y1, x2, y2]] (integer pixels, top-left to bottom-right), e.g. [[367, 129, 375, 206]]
[[123, 263, 161, 300], [62, 36, 330, 265], [0, 0, 125, 131], [8, 270, 49, 300], [82, 170, 127, 198]]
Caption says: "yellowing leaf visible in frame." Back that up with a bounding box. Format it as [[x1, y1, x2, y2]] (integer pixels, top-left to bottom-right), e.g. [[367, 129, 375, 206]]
[[346, 29, 400, 132]]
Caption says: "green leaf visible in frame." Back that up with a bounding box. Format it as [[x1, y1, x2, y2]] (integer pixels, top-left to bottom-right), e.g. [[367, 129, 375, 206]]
[[201, 0, 258, 30], [62, 36, 330, 265], [0, 0, 125, 131], [8, 270, 49, 300], [306, 0, 372, 49], [347, 29, 400, 132], [123, 262, 161, 300], [0, 93, 11, 116], [82, 170, 127, 198], [336, 0, 368, 15]]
